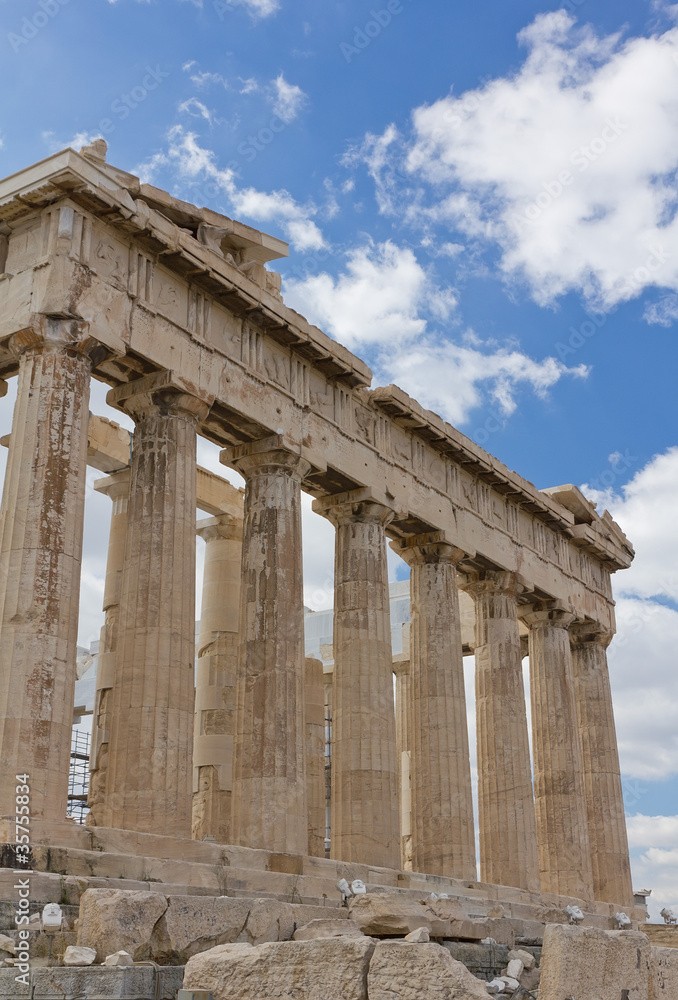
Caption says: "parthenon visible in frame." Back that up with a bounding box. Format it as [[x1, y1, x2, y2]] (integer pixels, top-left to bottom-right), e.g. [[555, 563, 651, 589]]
[[0, 142, 645, 994]]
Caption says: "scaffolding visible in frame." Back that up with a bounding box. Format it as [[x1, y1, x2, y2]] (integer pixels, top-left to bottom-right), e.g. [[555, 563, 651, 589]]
[[67, 729, 90, 825]]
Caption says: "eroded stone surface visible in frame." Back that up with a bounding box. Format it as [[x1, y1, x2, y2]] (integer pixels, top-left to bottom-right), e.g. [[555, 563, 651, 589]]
[[539, 924, 650, 1000], [347, 894, 488, 939], [649, 945, 678, 998], [183, 937, 375, 1000], [77, 888, 169, 961], [367, 940, 490, 999], [293, 918, 364, 941]]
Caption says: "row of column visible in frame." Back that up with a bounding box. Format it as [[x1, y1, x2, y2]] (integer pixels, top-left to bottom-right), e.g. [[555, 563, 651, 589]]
[[0, 322, 632, 908]]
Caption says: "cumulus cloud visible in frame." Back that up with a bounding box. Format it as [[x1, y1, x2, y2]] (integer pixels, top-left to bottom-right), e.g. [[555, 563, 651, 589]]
[[350, 12, 678, 313], [137, 126, 325, 250], [285, 240, 587, 424], [645, 293, 678, 326]]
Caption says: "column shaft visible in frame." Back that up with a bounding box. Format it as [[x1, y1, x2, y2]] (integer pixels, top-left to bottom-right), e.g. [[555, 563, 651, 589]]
[[0, 322, 92, 828], [398, 539, 476, 880], [305, 656, 326, 858], [465, 572, 539, 891], [102, 376, 208, 837], [571, 626, 633, 905], [394, 651, 413, 870], [192, 514, 242, 844], [227, 444, 309, 856], [524, 609, 594, 900], [314, 496, 399, 869], [87, 470, 130, 827]]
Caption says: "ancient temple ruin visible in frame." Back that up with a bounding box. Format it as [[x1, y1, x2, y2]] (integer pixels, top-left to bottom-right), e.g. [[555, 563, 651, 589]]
[[0, 143, 649, 994]]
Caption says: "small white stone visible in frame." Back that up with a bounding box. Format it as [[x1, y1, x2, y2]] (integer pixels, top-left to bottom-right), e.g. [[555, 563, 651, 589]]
[[103, 950, 133, 967], [0, 934, 15, 955], [486, 980, 504, 994], [63, 946, 97, 966], [508, 947, 535, 970], [404, 926, 430, 943], [506, 958, 524, 979], [500, 975, 520, 990]]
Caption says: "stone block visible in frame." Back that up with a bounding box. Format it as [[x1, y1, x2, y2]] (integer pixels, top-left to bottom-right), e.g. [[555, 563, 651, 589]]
[[183, 937, 376, 1000], [539, 924, 650, 999], [293, 918, 364, 941], [63, 945, 97, 966], [347, 894, 488, 939], [508, 946, 535, 969], [0, 965, 184, 999], [76, 888, 169, 961], [151, 895, 251, 963], [367, 940, 490, 999], [649, 945, 678, 998], [104, 949, 134, 966]]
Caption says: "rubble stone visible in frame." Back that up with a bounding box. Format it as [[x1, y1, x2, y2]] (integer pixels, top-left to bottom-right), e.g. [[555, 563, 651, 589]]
[[539, 924, 650, 999], [367, 940, 490, 999]]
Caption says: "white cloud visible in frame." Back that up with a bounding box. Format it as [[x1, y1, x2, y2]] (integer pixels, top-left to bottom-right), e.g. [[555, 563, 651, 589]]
[[285, 240, 587, 424], [585, 447, 678, 603], [271, 73, 307, 122], [137, 126, 325, 250], [178, 98, 216, 124], [645, 293, 678, 326], [225, 0, 280, 18], [628, 814, 678, 850], [352, 13, 678, 312]]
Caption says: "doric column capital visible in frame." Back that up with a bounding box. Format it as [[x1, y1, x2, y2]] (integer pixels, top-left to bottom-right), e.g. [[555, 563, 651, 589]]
[[521, 607, 576, 630], [393, 531, 467, 567], [8, 314, 107, 366], [569, 621, 614, 649], [107, 370, 212, 424], [392, 653, 410, 677], [221, 435, 312, 482], [461, 568, 523, 600], [196, 513, 242, 544], [93, 469, 131, 503], [313, 488, 396, 529]]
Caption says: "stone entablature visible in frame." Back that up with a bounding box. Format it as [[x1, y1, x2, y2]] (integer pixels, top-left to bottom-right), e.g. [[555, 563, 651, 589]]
[[0, 149, 632, 636]]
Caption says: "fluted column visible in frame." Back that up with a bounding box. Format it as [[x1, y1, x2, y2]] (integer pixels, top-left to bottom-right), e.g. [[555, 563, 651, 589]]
[[0, 319, 94, 829], [396, 536, 476, 880], [570, 623, 633, 905], [305, 656, 326, 858], [87, 469, 130, 827], [313, 493, 399, 869], [101, 372, 210, 837], [464, 570, 539, 891], [522, 607, 594, 900], [224, 440, 309, 856], [393, 651, 413, 870], [192, 514, 242, 844]]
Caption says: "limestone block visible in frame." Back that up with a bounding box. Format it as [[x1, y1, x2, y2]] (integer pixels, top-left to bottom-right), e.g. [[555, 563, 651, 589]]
[[348, 894, 488, 939], [150, 895, 251, 963], [76, 888, 168, 962], [499, 974, 520, 990], [0, 936, 14, 955], [506, 957, 523, 978], [293, 919, 364, 941], [0, 965, 184, 999], [63, 945, 97, 966], [404, 927, 430, 943], [508, 947, 535, 969], [649, 946, 678, 998], [367, 940, 490, 999], [239, 899, 296, 946], [183, 937, 376, 1000], [539, 924, 650, 999], [103, 950, 133, 966]]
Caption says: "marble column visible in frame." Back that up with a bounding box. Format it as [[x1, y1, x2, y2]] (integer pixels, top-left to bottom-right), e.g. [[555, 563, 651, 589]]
[[0, 319, 93, 830], [87, 469, 130, 827], [570, 623, 633, 906], [522, 608, 594, 900], [313, 494, 399, 869], [224, 441, 309, 856], [397, 536, 476, 880], [464, 571, 539, 892], [101, 372, 209, 837], [393, 650, 413, 870], [192, 514, 242, 844], [305, 656, 326, 858]]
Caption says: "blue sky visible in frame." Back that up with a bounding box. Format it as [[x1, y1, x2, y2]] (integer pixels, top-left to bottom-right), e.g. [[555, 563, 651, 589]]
[[1, 0, 678, 918]]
